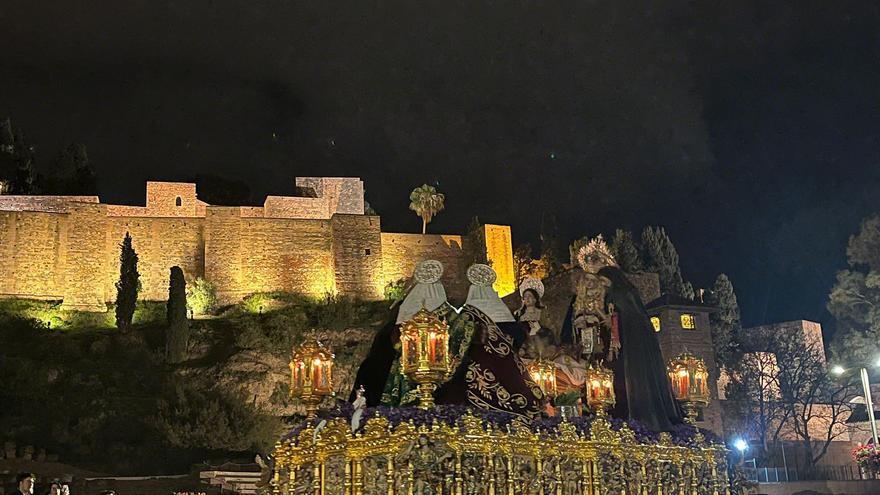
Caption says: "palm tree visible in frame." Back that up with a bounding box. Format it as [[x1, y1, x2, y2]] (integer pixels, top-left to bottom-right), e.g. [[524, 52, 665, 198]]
[[408, 184, 445, 234]]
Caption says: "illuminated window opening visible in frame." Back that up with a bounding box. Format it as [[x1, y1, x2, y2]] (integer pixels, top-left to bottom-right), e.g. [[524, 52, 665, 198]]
[[680, 313, 696, 329], [650, 316, 661, 332]]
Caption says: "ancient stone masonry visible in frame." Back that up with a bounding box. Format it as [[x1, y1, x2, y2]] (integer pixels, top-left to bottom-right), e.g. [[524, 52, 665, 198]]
[[0, 177, 512, 310]]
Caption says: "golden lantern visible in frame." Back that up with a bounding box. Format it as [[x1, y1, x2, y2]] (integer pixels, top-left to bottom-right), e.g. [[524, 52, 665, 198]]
[[399, 308, 451, 408], [527, 359, 558, 398], [289, 333, 335, 419], [584, 362, 615, 415], [667, 350, 710, 423]]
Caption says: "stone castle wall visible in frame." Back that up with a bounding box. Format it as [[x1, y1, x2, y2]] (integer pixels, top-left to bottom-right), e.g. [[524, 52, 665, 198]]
[[0, 210, 68, 299], [103, 216, 206, 301], [381, 233, 472, 302], [62, 203, 110, 310], [0, 178, 499, 309], [0, 195, 99, 213], [231, 216, 335, 299]]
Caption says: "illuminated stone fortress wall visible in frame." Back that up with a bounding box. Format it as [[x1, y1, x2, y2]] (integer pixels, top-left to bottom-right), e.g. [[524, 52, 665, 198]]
[[0, 178, 515, 311]]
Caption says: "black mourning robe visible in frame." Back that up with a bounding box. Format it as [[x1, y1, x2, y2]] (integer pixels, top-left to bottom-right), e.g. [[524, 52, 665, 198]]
[[349, 316, 398, 406], [599, 266, 685, 431], [352, 304, 542, 419]]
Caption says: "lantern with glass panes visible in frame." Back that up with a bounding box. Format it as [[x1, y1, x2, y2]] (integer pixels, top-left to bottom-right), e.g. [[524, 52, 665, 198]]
[[399, 308, 451, 408], [667, 350, 710, 423], [584, 362, 616, 415], [289, 333, 334, 419], [527, 359, 558, 399]]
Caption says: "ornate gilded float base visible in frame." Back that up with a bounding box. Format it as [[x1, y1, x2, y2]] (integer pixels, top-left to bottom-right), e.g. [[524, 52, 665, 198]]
[[272, 412, 730, 495]]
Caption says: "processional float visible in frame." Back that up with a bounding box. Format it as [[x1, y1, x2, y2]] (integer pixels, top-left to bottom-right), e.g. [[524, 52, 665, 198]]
[[274, 257, 728, 494]]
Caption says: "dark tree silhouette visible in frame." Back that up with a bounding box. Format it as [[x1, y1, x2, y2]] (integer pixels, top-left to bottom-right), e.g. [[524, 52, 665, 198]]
[[166, 266, 189, 363], [115, 232, 140, 331]]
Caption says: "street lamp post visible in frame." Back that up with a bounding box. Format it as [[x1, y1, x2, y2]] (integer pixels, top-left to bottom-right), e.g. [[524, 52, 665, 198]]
[[832, 363, 879, 449], [859, 366, 879, 449]]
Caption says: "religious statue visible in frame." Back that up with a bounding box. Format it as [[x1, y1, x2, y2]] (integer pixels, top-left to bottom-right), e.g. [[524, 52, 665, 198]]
[[574, 235, 685, 431], [349, 261, 544, 419], [514, 277, 557, 359], [350, 385, 367, 432], [567, 237, 620, 361], [435, 264, 544, 418], [348, 260, 451, 407]]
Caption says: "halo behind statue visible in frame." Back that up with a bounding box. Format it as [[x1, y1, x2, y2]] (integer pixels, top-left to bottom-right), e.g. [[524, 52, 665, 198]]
[[466, 264, 496, 287], [414, 259, 444, 284], [576, 235, 617, 272], [519, 277, 545, 298]]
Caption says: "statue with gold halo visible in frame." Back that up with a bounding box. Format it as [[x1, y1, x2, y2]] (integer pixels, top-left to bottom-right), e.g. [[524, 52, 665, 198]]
[[567, 236, 620, 361], [570, 235, 685, 431]]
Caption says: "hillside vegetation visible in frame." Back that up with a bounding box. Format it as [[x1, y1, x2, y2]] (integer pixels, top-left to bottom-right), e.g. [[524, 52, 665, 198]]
[[0, 294, 390, 474]]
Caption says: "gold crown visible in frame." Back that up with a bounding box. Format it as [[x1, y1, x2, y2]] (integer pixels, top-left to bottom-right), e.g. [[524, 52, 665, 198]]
[[576, 235, 616, 270]]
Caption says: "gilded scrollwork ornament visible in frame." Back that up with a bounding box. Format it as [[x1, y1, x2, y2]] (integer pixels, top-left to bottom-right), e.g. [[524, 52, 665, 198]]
[[274, 410, 730, 495]]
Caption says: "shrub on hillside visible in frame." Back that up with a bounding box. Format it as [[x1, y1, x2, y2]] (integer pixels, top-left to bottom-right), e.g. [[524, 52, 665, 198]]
[[0, 299, 115, 330], [153, 381, 281, 453], [186, 277, 217, 315], [384, 279, 407, 301], [310, 294, 386, 331], [241, 292, 275, 314], [234, 309, 309, 353], [132, 300, 167, 326]]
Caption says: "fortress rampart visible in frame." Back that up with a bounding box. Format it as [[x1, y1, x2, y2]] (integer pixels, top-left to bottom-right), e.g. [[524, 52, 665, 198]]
[[0, 178, 514, 311]]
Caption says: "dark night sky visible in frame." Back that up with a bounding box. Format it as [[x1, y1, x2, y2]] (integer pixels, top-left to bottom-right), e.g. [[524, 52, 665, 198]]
[[2, 1, 880, 332]]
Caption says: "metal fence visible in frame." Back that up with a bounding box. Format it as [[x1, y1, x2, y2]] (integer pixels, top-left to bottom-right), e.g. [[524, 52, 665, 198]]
[[743, 464, 879, 483]]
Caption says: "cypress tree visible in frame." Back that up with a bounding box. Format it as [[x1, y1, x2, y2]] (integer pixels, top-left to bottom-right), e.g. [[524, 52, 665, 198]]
[[706, 273, 742, 367], [11, 130, 36, 194], [46, 143, 97, 195], [641, 226, 690, 299], [0, 119, 36, 194], [166, 266, 189, 363], [610, 229, 644, 272], [115, 232, 140, 331]]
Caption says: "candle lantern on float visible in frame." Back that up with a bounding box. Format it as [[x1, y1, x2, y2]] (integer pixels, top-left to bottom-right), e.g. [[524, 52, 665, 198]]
[[584, 362, 616, 415], [289, 333, 334, 419], [527, 359, 558, 398], [399, 307, 451, 408], [667, 350, 710, 423]]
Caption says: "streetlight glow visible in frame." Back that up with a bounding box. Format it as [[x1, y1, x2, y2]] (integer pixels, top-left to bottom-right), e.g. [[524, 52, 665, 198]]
[[733, 438, 748, 452], [832, 365, 846, 376]]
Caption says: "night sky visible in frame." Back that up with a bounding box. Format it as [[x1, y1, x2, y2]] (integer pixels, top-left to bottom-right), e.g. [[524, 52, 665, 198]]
[[3, 1, 880, 332]]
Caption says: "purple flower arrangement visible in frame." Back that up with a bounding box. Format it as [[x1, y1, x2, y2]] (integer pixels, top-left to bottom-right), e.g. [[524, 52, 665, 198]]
[[280, 405, 719, 447]]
